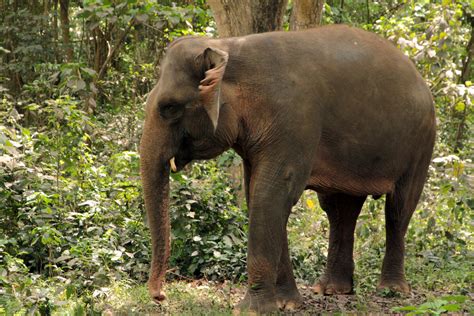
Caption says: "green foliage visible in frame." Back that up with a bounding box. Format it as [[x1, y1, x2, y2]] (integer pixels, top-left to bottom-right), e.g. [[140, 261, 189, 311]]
[[392, 295, 471, 315], [288, 195, 329, 283], [0, 7, 56, 92], [373, 1, 473, 153], [0, 96, 148, 314], [169, 159, 247, 281], [0, 0, 473, 314]]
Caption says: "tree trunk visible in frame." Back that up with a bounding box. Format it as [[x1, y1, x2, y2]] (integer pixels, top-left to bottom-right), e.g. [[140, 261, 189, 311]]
[[207, 0, 288, 37], [59, 0, 73, 62], [290, 0, 325, 31], [92, 27, 108, 75]]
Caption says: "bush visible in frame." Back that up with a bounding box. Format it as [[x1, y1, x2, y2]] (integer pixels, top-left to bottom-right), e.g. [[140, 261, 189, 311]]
[[169, 158, 248, 282], [0, 0, 472, 314]]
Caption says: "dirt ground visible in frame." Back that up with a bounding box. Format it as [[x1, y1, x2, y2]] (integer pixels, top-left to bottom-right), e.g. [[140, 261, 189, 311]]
[[222, 283, 472, 314], [101, 280, 473, 315], [296, 286, 424, 314]]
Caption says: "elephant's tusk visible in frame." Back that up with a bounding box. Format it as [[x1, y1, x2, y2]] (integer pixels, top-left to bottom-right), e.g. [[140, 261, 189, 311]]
[[170, 157, 177, 172]]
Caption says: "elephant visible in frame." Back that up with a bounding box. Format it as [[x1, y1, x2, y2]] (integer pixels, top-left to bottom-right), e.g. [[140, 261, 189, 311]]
[[139, 25, 436, 313]]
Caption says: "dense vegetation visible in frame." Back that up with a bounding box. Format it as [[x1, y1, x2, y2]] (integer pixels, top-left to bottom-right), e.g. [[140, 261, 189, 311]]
[[0, 0, 472, 314]]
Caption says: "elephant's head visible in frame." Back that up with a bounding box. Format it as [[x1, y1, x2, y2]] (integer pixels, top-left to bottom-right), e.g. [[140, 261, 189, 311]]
[[139, 38, 239, 302]]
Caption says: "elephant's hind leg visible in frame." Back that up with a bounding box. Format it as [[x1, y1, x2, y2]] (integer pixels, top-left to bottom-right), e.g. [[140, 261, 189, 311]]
[[313, 193, 366, 295], [379, 163, 429, 293]]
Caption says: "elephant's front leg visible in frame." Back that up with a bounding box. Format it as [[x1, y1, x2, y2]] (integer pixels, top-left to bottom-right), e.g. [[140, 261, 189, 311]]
[[275, 227, 303, 310], [236, 163, 304, 314]]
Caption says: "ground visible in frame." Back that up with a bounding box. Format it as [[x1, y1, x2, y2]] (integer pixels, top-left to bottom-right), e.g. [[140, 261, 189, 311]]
[[95, 280, 473, 315]]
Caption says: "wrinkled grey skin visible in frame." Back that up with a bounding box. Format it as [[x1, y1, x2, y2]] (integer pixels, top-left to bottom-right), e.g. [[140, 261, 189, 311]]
[[140, 25, 436, 313]]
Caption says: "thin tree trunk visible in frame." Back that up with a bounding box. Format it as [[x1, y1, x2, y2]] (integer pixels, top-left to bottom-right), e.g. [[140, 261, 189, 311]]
[[366, 0, 370, 24], [453, 24, 474, 153], [43, 0, 48, 15], [97, 19, 135, 81], [290, 0, 325, 31], [52, 0, 59, 63], [338, 0, 344, 23], [460, 26, 473, 85], [93, 27, 108, 74], [207, 0, 288, 37], [59, 0, 73, 62]]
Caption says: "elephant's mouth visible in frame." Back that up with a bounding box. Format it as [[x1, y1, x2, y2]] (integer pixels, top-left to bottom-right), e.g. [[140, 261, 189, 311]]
[[169, 155, 191, 173], [169, 133, 194, 173]]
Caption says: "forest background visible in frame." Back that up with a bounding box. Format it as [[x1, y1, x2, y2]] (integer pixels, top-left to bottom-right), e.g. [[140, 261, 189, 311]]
[[0, 0, 472, 314]]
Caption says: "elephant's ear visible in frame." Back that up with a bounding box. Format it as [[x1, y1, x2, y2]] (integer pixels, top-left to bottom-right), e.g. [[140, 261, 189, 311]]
[[197, 47, 228, 130]]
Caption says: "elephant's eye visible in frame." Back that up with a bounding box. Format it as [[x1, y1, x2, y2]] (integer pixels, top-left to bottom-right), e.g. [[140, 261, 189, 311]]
[[159, 102, 184, 121], [160, 102, 174, 112]]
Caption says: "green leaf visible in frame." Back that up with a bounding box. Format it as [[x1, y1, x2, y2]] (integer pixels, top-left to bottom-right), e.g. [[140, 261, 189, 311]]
[[136, 14, 148, 22], [443, 304, 461, 312], [420, 300, 448, 310], [223, 235, 233, 247], [454, 102, 465, 112], [67, 78, 86, 91], [392, 305, 417, 311], [81, 67, 96, 76], [442, 295, 467, 303], [111, 250, 122, 261]]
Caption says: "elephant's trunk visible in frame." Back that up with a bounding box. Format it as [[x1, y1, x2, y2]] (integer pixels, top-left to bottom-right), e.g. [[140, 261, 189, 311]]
[[149, 170, 170, 302], [140, 123, 172, 302], [141, 158, 170, 302]]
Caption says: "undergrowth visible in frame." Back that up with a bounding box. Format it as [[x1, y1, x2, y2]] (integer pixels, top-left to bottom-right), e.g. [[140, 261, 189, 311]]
[[1, 0, 472, 314]]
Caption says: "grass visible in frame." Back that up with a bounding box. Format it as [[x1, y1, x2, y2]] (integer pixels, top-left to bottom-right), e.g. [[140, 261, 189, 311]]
[[2, 194, 471, 315], [63, 255, 472, 315], [1, 252, 471, 315], [94, 280, 238, 315], [92, 264, 472, 315]]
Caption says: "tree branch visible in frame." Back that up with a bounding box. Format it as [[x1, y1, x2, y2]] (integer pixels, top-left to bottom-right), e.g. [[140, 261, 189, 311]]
[[96, 18, 135, 81]]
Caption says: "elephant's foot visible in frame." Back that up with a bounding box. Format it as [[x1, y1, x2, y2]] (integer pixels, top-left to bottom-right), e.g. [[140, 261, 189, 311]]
[[378, 278, 411, 294], [234, 287, 302, 314], [234, 293, 278, 314], [312, 274, 353, 295], [276, 286, 303, 311], [148, 280, 167, 304]]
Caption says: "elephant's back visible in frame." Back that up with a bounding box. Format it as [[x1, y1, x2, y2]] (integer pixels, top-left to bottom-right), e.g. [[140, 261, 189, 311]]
[[226, 25, 434, 117], [225, 25, 435, 188]]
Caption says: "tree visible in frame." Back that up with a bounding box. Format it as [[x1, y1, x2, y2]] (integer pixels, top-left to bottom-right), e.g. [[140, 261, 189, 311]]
[[59, 0, 73, 62], [290, 0, 325, 30], [207, 0, 288, 37]]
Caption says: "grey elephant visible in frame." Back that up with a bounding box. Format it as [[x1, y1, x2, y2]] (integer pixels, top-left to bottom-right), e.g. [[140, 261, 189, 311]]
[[139, 25, 436, 313]]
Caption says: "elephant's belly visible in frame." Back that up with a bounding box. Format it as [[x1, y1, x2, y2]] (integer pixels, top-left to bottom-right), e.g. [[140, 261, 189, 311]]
[[306, 138, 401, 195], [306, 162, 395, 196], [306, 174, 394, 196]]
